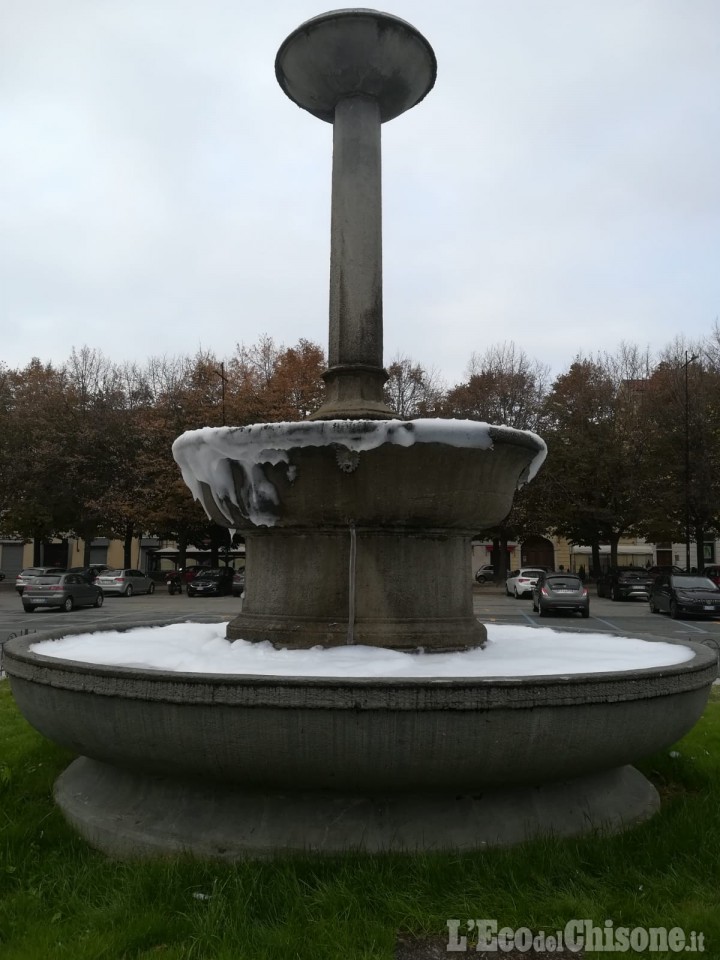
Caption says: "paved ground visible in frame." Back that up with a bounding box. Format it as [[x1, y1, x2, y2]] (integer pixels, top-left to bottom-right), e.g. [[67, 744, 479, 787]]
[[473, 582, 720, 648], [0, 580, 239, 646], [1, 580, 719, 660]]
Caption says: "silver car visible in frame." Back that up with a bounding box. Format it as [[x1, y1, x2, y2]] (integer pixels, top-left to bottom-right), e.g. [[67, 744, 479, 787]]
[[15, 566, 67, 595], [22, 572, 103, 613], [474, 564, 495, 584], [94, 568, 156, 597]]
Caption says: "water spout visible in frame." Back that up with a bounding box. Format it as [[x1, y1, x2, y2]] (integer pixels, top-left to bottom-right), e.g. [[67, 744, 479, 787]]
[[347, 522, 356, 644]]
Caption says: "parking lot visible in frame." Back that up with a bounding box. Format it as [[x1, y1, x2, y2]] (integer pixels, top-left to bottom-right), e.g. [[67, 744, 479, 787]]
[[1, 581, 720, 662], [0, 581, 238, 645], [473, 583, 720, 653]]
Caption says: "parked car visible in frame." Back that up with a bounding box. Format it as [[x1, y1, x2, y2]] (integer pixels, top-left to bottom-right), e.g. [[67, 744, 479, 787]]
[[68, 564, 110, 582], [186, 567, 235, 597], [22, 572, 104, 613], [647, 565, 685, 577], [649, 574, 720, 620], [505, 567, 547, 599], [232, 569, 246, 597], [532, 571, 589, 618], [93, 568, 155, 596], [703, 565, 720, 587], [474, 564, 495, 584], [596, 567, 655, 601], [15, 567, 67, 595]]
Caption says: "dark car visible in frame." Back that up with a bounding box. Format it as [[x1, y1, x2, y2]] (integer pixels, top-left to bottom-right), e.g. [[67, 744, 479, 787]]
[[186, 567, 235, 597], [596, 566, 655, 601], [232, 569, 246, 597], [22, 572, 104, 613], [649, 574, 720, 620], [647, 565, 685, 577], [532, 571, 589, 618], [69, 564, 110, 582]]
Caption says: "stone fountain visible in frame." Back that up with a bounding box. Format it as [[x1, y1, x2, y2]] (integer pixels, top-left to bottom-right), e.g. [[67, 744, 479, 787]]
[[4, 10, 715, 858]]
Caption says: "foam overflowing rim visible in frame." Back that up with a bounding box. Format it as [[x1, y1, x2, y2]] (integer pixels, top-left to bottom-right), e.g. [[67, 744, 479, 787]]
[[172, 418, 547, 528]]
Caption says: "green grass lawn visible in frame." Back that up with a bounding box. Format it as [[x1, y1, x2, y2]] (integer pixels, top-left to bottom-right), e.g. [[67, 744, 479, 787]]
[[1, 681, 719, 959]]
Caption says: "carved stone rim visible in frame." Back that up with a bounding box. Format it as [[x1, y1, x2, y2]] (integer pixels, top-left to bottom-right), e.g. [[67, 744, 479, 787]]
[[4, 626, 715, 710]]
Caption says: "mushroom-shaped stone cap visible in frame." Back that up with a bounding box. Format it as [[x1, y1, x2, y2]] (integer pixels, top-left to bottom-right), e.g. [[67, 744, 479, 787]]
[[276, 8, 437, 123]]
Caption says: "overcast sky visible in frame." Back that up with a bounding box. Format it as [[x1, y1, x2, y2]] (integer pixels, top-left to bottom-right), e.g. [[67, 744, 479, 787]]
[[2, 0, 718, 387]]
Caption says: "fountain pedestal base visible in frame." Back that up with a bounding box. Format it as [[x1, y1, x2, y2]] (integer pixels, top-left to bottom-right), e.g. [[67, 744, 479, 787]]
[[56, 757, 659, 859], [228, 528, 487, 649]]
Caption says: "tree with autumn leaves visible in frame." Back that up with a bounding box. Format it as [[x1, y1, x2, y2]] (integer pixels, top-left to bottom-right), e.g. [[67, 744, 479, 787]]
[[633, 339, 720, 566], [0, 337, 326, 565], [1, 360, 79, 563], [529, 346, 652, 573], [442, 342, 551, 579], [2, 328, 720, 574], [442, 335, 720, 577]]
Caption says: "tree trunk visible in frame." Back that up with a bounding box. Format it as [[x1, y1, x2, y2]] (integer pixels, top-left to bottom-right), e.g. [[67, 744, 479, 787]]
[[123, 523, 133, 568], [33, 536, 42, 566], [491, 537, 500, 576], [695, 523, 705, 572], [590, 540, 602, 579], [498, 532, 510, 579], [177, 529, 188, 571], [210, 524, 230, 567], [609, 533, 620, 568]]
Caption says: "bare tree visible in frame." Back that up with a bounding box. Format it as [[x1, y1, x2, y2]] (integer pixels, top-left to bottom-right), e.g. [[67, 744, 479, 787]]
[[446, 341, 550, 431], [232, 334, 283, 389], [383, 354, 445, 418], [65, 346, 116, 410]]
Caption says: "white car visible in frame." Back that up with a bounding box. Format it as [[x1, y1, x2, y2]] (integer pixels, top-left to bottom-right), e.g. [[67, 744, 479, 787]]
[[506, 567, 547, 599]]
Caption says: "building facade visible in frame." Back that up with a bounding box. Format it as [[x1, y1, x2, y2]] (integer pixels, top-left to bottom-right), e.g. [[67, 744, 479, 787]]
[[472, 536, 719, 579], [0, 536, 246, 578]]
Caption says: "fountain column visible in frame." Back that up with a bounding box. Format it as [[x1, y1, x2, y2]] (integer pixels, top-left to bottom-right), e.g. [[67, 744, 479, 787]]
[[275, 8, 437, 419], [321, 94, 390, 419], [214, 10, 509, 650]]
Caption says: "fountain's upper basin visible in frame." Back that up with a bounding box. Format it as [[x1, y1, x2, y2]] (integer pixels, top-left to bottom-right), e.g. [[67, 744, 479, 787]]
[[174, 420, 546, 651], [172, 419, 546, 530], [5, 623, 714, 792]]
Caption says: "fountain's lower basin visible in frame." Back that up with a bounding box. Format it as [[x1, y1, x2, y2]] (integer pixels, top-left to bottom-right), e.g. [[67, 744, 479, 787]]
[[4, 621, 715, 857]]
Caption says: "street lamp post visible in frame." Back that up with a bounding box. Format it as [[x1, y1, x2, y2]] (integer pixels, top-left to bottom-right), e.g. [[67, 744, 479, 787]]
[[683, 351, 699, 572]]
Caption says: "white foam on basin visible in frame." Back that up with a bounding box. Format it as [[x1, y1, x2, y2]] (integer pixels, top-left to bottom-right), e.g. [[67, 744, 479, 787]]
[[30, 622, 694, 678], [171, 419, 547, 526]]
